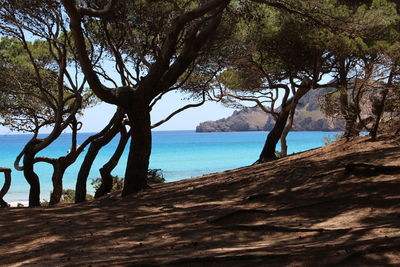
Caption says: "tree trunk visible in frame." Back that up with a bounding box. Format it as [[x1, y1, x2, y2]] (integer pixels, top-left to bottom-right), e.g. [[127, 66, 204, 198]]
[[49, 161, 67, 205], [75, 124, 121, 203], [122, 108, 151, 196], [75, 143, 101, 203], [257, 82, 311, 163], [343, 104, 359, 141], [258, 108, 291, 162], [280, 133, 288, 158], [0, 168, 11, 208], [371, 89, 389, 141], [338, 85, 360, 141], [23, 142, 41, 207], [95, 128, 130, 198], [280, 108, 295, 157]]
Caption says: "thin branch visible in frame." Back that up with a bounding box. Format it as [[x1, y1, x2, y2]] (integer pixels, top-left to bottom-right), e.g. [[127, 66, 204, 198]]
[[151, 91, 206, 128]]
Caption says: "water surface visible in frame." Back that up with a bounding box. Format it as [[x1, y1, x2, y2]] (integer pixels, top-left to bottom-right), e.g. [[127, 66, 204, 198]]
[[0, 130, 340, 202]]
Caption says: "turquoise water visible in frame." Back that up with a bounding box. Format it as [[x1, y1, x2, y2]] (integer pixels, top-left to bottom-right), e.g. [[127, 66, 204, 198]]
[[0, 130, 340, 202]]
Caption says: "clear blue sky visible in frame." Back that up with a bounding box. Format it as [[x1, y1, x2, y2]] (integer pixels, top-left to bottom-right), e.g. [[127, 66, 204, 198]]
[[0, 90, 236, 134]]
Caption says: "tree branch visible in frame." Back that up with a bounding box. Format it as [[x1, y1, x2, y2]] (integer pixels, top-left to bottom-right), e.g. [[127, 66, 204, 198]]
[[77, 0, 117, 18], [151, 91, 206, 129], [62, 0, 122, 105]]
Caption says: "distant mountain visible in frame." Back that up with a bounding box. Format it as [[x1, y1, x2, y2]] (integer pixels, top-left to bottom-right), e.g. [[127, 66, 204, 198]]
[[196, 88, 345, 132]]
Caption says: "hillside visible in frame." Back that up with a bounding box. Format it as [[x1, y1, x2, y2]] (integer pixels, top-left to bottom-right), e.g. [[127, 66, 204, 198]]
[[196, 88, 345, 132], [1, 134, 400, 266]]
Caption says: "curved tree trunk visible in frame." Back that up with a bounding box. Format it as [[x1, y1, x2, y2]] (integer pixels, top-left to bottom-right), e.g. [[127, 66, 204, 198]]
[[75, 143, 102, 203], [23, 142, 41, 207], [39, 114, 122, 205], [75, 128, 120, 203], [95, 127, 130, 198], [122, 107, 151, 196], [258, 108, 291, 162], [75, 114, 124, 203], [258, 84, 310, 163], [0, 168, 11, 208]]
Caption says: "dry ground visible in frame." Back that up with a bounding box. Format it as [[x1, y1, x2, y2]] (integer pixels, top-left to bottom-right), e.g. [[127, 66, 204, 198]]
[[1, 134, 400, 266]]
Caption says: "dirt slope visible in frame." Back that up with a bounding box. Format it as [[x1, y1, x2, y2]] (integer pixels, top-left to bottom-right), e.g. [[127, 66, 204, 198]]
[[1, 134, 400, 266]]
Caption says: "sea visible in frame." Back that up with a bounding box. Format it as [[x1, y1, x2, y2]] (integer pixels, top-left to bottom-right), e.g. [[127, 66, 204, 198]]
[[0, 130, 340, 203]]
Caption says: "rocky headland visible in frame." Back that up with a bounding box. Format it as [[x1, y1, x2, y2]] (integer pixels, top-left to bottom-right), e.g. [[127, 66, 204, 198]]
[[196, 88, 345, 132]]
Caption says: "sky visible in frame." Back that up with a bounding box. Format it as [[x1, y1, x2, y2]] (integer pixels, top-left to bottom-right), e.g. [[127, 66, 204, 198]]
[[0, 90, 236, 134]]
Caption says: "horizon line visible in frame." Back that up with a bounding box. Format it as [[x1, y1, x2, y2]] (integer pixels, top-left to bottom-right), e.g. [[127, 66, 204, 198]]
[[0, 129, 200, 135]]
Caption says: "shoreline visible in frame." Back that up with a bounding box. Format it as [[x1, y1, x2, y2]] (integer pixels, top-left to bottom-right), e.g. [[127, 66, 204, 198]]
[[8, 201, 29, 207], [1, 131, 342, 207]]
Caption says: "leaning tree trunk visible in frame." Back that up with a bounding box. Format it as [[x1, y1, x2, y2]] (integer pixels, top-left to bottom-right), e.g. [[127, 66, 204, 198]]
[[371, 71, 393, 140], [280, 108, 295, 158], [258, 108, 292, 163], [75, 138, 113, 203], [75, 124, 121, 203], [338, 87, 360, 141], [23, 142, 41, 207], [122, 107, 151, 196], [95, 127, 130, 198], [75, 144, 102, 203], [280, 129, 289, 158], [258, 85, 311, 163], [371, 88, 389, 141]]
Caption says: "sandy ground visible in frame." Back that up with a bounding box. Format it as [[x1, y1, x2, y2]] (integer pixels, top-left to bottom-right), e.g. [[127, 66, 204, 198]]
[[0, 134, 400, 266], [8, 202, 29, 208]]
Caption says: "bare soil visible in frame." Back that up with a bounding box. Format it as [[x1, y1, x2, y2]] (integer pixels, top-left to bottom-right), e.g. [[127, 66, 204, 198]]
[[1, 134, 400, 266]]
